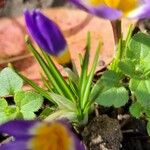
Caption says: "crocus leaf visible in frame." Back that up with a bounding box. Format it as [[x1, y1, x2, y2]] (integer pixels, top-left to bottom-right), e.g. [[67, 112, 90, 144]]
[[50, 93, 75, 110], [81, 40, 101, 109], [15, 71, 52, 102], [26, 38, 75, 102], [65, 68, 79, 86], [39, 49, 75, 101], [89, 79, 104, 102], [65, 68, 79, 97], [79, 33, 90, 102], [39, 107, 54, 119], [26, 39, 63, 94], [41, 73, 53, 92], [123, 25, 134, 57], [45, 109, 76, 122], [0, 67, 23, 96]]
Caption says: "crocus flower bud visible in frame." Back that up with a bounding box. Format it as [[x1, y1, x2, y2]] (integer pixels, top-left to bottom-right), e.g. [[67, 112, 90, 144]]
[[24, 9, 71, 65]]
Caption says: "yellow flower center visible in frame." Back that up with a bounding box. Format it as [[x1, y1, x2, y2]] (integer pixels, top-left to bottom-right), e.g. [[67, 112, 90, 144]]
[[89, 0, 138, 15], [29, 122, 74, 150]]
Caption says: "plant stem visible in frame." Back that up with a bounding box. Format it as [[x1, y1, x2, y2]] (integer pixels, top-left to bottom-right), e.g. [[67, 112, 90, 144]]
[[111, 20, 122, 45]]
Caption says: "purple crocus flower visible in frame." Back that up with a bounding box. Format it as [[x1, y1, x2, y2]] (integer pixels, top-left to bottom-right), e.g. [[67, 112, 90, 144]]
[[69, 0, 150, 20], [24, 10, 71, 64], [0, 120, 85, 150]]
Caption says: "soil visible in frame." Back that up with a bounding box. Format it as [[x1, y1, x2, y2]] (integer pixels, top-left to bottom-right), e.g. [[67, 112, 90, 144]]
[[82, 115, 122, 150], [81, 106, 150, 150], [121, 118, 150, 150]]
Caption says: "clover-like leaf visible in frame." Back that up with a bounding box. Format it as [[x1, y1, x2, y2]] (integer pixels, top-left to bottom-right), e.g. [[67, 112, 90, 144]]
[[14, 91, 43, 119], [129, 79, 150, 107], [0, 67, 23, 96], [118, 59, 136, 78], [96, 87, 128, 108], [0, 98, 8, 111], [0, 99, 18, 124], [129, 102, 143, 119], [0, 98, 8, 123], [128, 33, 150, 61], [100, 70, 122, 87]]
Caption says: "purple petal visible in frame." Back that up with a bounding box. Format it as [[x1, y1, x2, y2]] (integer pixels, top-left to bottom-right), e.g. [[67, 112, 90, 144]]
[[90, 5, 122, 20], [69, 0, 122, 20], [35, 11, 67, 55], [0, 140, 28, 150], [0, 120, 38, 138], [59, 121, 85, 150], [73, 135, 85, 150], [128, 4, 150, 19], [143, 0, 149, 3], [24, 10, 50, 53]]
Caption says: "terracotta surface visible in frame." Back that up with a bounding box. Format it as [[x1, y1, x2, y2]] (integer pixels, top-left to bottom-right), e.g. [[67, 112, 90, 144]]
[[0, 8, 136, 87]]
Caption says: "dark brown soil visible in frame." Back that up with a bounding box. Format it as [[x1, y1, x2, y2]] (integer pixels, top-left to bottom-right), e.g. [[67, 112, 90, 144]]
[[82, 115, 122, 150], [121, 118, 150, 150], [81, 103, 150, 150]]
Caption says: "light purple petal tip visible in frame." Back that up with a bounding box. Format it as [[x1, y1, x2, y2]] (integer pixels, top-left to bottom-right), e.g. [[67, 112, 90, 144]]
[[90, 5, 122, 20], [128, 4, 150, 19], [69, 0, 122, 20]]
